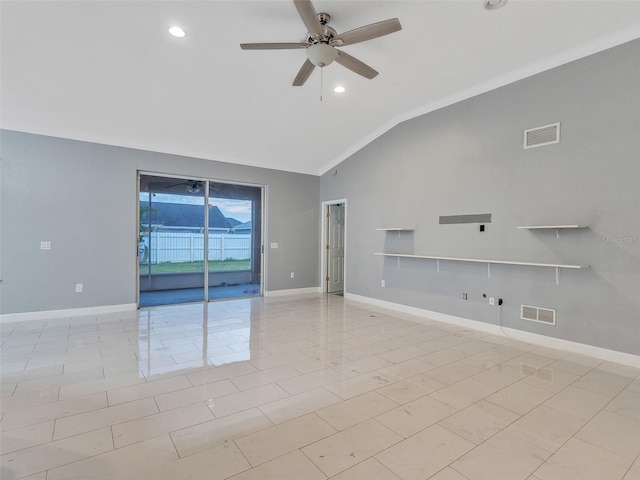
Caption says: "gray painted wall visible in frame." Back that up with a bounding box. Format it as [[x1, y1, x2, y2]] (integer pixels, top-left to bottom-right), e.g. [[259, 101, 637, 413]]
[[0, 132, 319, 314], [321, 39, 640, 355]]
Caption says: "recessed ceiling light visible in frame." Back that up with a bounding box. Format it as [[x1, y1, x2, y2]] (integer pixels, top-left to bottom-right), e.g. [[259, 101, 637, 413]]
[[334, 86, 346, 93], [483, 0, 507, 10], [169, 26, 186, 38]]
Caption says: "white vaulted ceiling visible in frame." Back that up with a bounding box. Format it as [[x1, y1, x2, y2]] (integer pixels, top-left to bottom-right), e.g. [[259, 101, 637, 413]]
[[2, 1, 639, 175]]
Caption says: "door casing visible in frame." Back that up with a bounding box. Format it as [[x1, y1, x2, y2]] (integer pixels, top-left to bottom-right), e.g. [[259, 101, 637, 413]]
[[320, 199, 347, 294]]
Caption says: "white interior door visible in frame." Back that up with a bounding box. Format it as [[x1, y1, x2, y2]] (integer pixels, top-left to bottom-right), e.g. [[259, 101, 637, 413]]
[[327, 204, 345, 293]]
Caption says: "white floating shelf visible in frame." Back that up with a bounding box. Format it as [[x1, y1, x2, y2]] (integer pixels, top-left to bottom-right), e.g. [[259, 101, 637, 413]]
[[374, 252, 589, 284], [375, 228, 414, 231], [517, 225, 588, 230], [517, 225, 588, 239], [374, 252, 586, 269]]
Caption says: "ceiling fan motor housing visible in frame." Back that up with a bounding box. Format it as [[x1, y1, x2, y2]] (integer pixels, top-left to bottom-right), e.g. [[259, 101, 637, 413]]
[[305, 18, 337, 46]]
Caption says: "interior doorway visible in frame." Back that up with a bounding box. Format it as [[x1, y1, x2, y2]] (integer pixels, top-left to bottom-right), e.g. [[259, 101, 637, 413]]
[[322, 200, 346, 294], [138, 173, 263, 307]]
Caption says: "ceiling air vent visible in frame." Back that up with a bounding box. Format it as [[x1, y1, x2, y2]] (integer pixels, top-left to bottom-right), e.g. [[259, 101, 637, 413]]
[[521, 304, 556, 325], [524, 122, 560, 149]]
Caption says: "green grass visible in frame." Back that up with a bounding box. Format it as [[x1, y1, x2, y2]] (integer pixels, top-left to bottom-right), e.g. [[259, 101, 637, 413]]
[[140, 259, 250, 274]]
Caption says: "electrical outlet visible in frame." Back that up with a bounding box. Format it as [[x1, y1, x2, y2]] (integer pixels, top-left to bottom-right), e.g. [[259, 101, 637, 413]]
[[270, 243, 278, 249], [381, 280, 385, 287], [75, 283, 83, 293], [489, 296, 495, 306], [290, 272, 294, 278], [40, 241, 52, 250]]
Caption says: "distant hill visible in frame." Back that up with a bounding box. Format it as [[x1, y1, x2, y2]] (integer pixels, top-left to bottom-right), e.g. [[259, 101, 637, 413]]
[[233, 221, 252, 232], [140, 201, 238, 229]]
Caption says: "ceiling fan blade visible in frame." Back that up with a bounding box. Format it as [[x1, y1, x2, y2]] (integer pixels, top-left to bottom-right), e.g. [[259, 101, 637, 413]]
[[335, 50, 378, 79], [293, 59, 316, 86], [293, 0, 323, 37], [333, 18, 402, 46], [241, 42, 308, 50], [165, 182, 188, 188]]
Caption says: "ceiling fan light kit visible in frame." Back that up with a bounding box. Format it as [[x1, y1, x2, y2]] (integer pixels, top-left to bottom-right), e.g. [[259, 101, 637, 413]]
[[307, 42, 338, 67], [240, 0, 402, 86]]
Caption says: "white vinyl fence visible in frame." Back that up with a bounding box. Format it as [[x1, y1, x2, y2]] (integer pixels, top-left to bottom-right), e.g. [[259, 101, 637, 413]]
[[141, 232, 251, 263]]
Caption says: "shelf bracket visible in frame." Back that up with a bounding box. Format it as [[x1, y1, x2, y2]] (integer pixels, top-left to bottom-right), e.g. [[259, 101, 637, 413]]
[[556, 267, 559, 285], [487, 262, 491, 278], [397, 256, 400, 269], [556, 228, 560, 239], [436, 259, 440, 273]]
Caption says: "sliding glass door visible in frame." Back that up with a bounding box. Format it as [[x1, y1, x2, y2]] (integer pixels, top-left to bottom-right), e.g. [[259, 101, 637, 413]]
[[139, 175, 207, 306], [138, 174, 262, 307], [207, 182, 262, 301]]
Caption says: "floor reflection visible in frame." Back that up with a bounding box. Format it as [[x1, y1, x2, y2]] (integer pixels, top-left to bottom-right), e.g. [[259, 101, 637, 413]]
[[135, 294, 349, 379], [2, 294, 640, 480], [137, 300, 260, 378]]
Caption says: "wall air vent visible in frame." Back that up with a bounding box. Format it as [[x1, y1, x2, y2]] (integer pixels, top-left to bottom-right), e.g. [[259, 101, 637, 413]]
[[521, 304, 556, 325], [524, 122, 560, 149]]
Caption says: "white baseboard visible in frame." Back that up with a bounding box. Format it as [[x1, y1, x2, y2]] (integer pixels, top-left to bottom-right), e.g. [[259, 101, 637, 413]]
[[264, 287, 321, 297], [497, 327, 640, 368], [0, 303, 138, 323], [345, 293, 640, 369]]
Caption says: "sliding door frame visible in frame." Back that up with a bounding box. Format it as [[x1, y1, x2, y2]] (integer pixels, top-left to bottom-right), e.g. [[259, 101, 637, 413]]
[[136, 170, 266, 307]]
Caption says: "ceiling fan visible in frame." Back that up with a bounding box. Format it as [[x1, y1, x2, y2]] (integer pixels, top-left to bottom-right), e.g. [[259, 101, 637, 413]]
[[165, 180, 205, 194], [240, 0, 402, 86]]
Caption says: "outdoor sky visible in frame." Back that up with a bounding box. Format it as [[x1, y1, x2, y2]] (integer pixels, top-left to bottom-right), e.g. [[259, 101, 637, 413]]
[[142, 193, 252, 223]]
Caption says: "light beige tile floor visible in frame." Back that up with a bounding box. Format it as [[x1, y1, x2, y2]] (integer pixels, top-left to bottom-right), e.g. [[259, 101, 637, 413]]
[[1, 294, 640, 479]]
